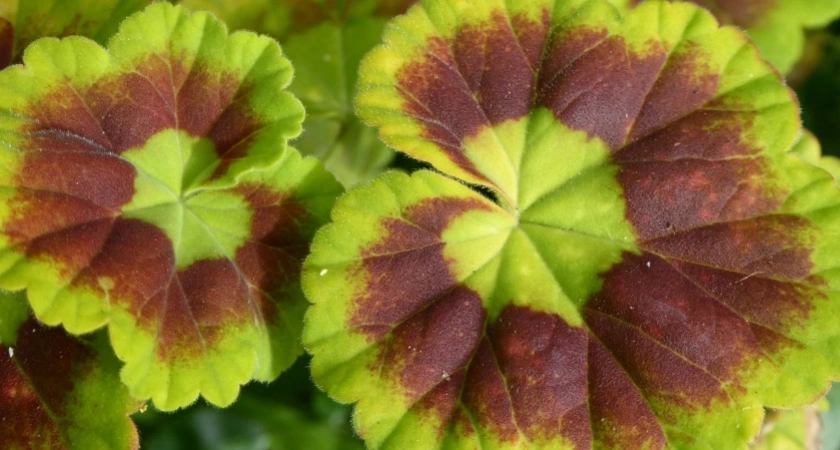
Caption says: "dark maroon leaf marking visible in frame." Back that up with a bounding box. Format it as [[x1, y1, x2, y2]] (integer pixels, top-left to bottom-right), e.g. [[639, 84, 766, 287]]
[[50, 184, 311, 357], [383, 287, 485, 420], [538, 36, 667, 150], [395, 11, 549, 182], [0, 317, 93, 448], [588, 337, 668, 448], [234, 184, 313, 322], [351, 197, 492, 339], [484, 305, 589, 446], [22, 53, 257, 156]]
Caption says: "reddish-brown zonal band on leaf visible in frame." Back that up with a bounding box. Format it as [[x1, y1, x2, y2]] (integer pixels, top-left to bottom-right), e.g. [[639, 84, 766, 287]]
[[306, 0, 840, 448], [0, 3, 342, 411], [0, 291, 140, 449]]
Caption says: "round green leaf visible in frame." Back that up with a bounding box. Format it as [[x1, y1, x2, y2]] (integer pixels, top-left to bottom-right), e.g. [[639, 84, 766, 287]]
[[307, 0, 840, 448], [0, 3, 342, 410]]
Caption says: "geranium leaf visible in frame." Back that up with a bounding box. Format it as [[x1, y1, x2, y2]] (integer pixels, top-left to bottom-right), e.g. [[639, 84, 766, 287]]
[[306, 0, 840, 448], [0, 0, 150, 69], [0, 3, 342, 410], [1, 291, 141, 449], [608, 0, 840, 73]]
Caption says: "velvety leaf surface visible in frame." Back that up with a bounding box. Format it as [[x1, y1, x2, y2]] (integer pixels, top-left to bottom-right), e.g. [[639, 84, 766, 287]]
[[1, 291, 141, 449], [608, 0, 840, 73], [0, 3, 342, 410], [0, 0, 150, 70], [306, 0, 840, 448]]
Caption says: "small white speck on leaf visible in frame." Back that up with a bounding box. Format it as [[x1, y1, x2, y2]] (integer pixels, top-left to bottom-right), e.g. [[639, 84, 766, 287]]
[[646, 261, 651, 268], [319, 269, 328, 276], [442, 371, 450, 381], [7, 347, 13, 358]]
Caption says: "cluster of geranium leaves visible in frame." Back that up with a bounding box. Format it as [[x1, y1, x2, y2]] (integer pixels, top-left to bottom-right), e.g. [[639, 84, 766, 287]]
[[0, 3, 342, 436], [303, 0, 840, 448], [180, 0, 417, 187], [608, 0, 840, 73]]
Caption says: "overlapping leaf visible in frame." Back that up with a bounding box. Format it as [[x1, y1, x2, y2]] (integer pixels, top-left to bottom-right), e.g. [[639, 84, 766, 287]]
[[180, 0, 414, 187], [1, 290, 141, 449], [0, 0, 150, 69], [0, 3, 342, 410], [751, 405, 825, 450], [608, 0, 840, 73], [304, 0, 840, 448]]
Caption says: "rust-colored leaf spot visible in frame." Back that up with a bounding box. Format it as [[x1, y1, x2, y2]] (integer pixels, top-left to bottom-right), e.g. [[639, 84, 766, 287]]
[[352, 197, 492, 339]]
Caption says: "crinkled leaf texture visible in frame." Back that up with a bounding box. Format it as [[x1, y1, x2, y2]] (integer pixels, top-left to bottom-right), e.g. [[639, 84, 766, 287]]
[[608, 0, 840, 73], [0, 3, 342, 410], [0, 0, 150, 69], [0, 290, 141, 449], [304, 0, 840, 448]]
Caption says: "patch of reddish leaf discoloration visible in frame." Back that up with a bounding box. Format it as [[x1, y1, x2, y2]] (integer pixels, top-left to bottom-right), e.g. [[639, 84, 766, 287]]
[[21, 52, 257, 157], [4, 48, 271, 292], [485, 305, 590, 447], [625, 45, 720, 144], [618, 158, 781, 240], [351, 197, 492, 338], [386, 287, 485, 418], [235, 184, 312, 325], [587, 254, 767, 393], [0, 317, 93, 448], [395, 10, 550, 183], [538, 36, 668, 150], [587, 337, 668, 448], [67, 219, 246, 358]]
